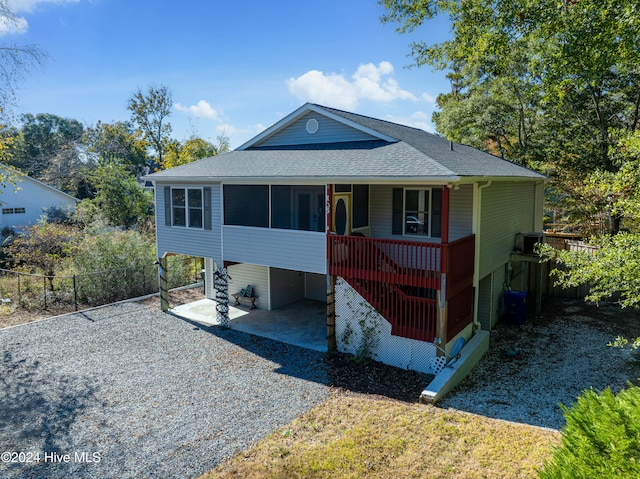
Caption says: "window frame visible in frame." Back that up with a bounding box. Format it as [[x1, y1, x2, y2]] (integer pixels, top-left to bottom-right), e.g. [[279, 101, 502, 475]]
[[403, 187, 432, 237], [171, 187, 204, 229]]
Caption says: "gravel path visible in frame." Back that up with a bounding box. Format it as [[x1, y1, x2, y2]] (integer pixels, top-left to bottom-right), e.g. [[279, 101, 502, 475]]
[[440, 298, 640, 430], [0, 301, 329, 479]]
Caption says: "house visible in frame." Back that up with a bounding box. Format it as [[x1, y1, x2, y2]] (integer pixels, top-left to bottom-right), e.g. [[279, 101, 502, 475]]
[[145, 103, 545, 381], [0, 170, 79, 231]]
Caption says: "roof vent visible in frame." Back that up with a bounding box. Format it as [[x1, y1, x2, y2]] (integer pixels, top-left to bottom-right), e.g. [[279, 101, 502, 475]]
[[306, 118, 319, 134]]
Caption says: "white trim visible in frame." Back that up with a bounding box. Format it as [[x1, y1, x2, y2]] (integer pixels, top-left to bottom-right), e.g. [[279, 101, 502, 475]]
[[170, 186, 204, 229]]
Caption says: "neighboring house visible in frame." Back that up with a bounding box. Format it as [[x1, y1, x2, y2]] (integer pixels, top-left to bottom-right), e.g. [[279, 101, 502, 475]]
[[145, 103, 545, 376], [0, 171, 79, 231]]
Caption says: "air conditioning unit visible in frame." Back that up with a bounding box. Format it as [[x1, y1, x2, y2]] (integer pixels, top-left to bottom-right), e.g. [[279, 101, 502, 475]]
[[515, 232, 544, 254]]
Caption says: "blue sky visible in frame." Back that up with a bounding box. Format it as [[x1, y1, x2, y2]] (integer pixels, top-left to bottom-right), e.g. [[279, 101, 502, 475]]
[[3, 0, 452, 148]]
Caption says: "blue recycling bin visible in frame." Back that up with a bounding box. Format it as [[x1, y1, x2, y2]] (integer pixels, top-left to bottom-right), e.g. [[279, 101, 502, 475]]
[[504, 290, 527, 325]]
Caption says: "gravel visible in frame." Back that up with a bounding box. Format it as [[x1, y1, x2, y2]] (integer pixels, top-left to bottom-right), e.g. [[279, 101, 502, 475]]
[[440, 298, 640, 430], [0, 301, 329, 479], [3, 295, 638, 477]]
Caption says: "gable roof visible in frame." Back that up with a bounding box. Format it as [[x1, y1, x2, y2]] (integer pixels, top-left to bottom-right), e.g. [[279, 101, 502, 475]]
[[0, 166, 79, 203], [146, 103, 545, 183]]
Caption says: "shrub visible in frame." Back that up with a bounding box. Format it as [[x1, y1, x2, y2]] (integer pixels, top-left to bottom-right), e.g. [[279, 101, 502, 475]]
[[71, 229, 157, 303], [539, 385, 640, 479]]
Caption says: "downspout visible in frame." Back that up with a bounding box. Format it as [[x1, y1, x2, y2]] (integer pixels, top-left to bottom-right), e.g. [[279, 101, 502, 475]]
[[472, 180, 492, 328]]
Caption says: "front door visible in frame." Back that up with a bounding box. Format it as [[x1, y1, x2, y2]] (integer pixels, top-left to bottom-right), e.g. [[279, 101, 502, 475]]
[[332, 193, 351, 236]]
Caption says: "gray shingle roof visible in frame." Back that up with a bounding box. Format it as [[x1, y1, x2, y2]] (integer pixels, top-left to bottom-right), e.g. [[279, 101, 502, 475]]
[[146, 104, 545, 182]]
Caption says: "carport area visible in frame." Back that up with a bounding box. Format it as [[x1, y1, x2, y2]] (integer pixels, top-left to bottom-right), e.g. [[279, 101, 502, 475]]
[[170, 299, 328, 352]]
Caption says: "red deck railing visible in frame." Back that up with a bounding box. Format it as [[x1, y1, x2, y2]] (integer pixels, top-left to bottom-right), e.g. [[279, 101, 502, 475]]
[[328, 234, 475, 342]]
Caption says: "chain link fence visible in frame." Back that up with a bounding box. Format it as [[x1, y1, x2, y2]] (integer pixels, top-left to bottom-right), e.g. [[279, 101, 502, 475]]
[[0, 256, 202, 313]]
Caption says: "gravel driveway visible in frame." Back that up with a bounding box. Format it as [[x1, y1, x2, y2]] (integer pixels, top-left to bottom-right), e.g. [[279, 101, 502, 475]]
[[0, 301, 329, 479]]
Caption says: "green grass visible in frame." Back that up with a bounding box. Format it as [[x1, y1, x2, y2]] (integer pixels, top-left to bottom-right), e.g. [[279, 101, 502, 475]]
[[202, 393, 560, 479]]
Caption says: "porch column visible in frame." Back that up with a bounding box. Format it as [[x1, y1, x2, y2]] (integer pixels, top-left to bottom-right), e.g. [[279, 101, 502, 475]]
[[436, 274, 448, 356], [436, 186, 450, 352], [214, 267, 230, 327], [441, 185, 450, 244], [326, 184, 333, 234], [158, 256, 169, 312]]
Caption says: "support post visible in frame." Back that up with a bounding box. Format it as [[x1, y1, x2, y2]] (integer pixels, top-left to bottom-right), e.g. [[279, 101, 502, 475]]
[[441, 185, 450, 244], [436, 273, 448, 356], [73, 275, 78, 312], [327, 275, 337, 352], [214, 267, 229, 327], [158, 256, 169, 312]]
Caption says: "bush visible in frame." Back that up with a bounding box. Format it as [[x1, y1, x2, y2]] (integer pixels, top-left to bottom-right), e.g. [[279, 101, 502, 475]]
[[539, 385, 640, 479], [71, 229, 157, 303]]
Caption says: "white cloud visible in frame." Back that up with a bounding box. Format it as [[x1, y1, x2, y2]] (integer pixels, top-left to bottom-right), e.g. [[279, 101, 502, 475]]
[[175, 100, 221, 120], [0, 15, 27, 35], [287, 61, 419, 110], [421, 92, 437, 104], [1, 0, 80, 35], [7, 0, 80, 14], [384, 111, 436, 133]]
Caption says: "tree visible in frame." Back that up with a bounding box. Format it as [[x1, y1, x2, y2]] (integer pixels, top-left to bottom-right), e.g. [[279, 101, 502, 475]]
[[127, 85, 172, 167], [0, 0, 47, 114], [4, 222, 79, 291], [381, 0, 640, 235], [539, 385, 640, 478], [87, 163, 153, 228], [83, 121, 148, 175], [161, 136, 219, 170], [10, 113, 84, 181]]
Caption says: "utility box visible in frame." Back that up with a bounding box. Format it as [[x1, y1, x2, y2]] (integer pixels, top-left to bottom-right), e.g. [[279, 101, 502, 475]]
[[515, 232, 544, 254]]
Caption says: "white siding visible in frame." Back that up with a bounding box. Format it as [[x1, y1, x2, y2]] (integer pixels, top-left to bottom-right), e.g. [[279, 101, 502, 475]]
[[449, 184, 473, 241], [0, 177, 76, 230], [254, 112, 377, 148], [478, 182, 537, 280], [269, 267, 305, 309], [227, 263, 269, 310], [223, 226, 326, 274], [155, 182, 222, 261]]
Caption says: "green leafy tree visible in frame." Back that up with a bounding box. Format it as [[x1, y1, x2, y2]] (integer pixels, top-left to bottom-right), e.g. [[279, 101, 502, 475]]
[[127, 85, 173, 167], [83, 121, 148, 175], [161, 136, 219, 170], [88, 163, 153, 227], [381, 0, 640, 234], [10, 113, 84, 184]]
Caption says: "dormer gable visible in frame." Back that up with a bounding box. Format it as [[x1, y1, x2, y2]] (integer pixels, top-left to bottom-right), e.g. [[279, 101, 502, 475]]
[[238, 103, 397, 150]]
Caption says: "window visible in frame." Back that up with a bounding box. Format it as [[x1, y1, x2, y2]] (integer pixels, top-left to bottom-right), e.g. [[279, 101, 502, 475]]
[[405, 189, 430, 235], [271, 185, 325, 232], [352, 185, 369, 228], [171, 188, 203, 228], [2, 207, 25, 215], [392, 187, 442, 238], [224, 185, 269, 227]]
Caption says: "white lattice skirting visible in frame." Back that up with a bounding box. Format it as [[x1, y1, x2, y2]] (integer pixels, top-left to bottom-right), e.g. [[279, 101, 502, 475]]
[[335, 277, 439, 375]]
